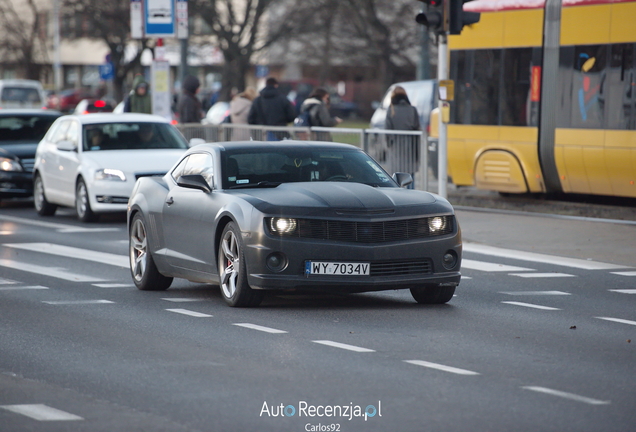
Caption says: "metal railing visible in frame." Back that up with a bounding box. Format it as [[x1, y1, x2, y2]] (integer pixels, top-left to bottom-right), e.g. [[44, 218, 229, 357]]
[[177, 123, 428, 191]]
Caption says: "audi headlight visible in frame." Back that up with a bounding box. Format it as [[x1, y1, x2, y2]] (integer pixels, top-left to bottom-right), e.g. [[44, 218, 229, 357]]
[[428, 216, 446, 232], [268, 217, 298, 235], [0, 157, 23, 172], [95, 168, 126, 181]]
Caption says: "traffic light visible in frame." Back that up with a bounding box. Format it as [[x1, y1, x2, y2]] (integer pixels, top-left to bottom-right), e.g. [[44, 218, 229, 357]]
[[449, 0, 480, 35], [415, 0, 446, 34]]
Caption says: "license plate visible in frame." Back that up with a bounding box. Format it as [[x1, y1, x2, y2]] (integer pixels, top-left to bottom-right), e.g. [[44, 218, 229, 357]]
[[305, 261, 370, 276]]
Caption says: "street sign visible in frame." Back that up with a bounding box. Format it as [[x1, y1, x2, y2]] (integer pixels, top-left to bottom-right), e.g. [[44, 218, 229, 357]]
[[145, 0, 175, 37], [151, 60, 172, 121], [130, 0, 143, 39], [176, 0, 188, 39], [99, 63, 114, 81]]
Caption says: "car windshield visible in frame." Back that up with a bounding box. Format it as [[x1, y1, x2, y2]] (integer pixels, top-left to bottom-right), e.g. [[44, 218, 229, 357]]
[[83, 122, 188, 151], [221, 147, 397, 189], [1, 87, 42, 103], [0, 115, 58, 143]]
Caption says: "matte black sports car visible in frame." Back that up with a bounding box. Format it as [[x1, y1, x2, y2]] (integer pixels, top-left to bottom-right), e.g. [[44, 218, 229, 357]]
[[127, 141, 462, 307]]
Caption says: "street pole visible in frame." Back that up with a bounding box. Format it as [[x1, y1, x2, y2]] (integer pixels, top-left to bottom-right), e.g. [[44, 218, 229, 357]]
[[53, 0, 61, 94], [437, 33, 448, 198]]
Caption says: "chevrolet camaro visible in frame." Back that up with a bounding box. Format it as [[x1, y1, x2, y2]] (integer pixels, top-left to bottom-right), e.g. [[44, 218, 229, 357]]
[[127, 141, 462, 307]]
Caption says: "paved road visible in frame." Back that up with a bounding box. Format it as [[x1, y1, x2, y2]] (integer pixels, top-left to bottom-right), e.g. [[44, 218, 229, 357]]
[[0, 203, 634, 432]]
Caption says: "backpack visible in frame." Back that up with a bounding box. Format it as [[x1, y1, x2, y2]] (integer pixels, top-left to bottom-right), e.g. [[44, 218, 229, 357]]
[[294, 105, 314, 127]]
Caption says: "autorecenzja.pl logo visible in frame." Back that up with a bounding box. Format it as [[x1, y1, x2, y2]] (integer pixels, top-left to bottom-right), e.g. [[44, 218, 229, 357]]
[[260, 400, 382, 422]]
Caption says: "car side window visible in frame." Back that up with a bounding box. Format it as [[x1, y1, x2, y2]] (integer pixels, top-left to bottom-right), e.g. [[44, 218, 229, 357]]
[[170, 157, 188, 183], [50, 120, 70, 144], [183, 152, 214, 185], [65, 121, 79, 146]]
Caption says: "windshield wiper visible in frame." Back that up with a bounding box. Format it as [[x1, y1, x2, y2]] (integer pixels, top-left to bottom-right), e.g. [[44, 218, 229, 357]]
[[229, 181, 282, 189]]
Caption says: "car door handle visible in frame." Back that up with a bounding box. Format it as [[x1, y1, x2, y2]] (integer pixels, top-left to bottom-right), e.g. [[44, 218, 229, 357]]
[[165, 196, 174, 205]]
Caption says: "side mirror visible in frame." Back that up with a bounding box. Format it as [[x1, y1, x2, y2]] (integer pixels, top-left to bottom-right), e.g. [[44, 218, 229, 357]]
[[56, 140, 77, 152], [189, 138, 206, 147], [392, 172, 413, 188], [177, 174, 212, 193]]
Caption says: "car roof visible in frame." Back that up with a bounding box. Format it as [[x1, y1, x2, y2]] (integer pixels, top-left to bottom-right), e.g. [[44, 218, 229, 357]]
[[56, 113, 171, 125], [193, 140, 361, 153], [0, 79, 44, 87]]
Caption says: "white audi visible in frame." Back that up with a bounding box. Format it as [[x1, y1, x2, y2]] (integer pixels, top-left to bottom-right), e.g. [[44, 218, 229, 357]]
[[33, 113, 189, 222]]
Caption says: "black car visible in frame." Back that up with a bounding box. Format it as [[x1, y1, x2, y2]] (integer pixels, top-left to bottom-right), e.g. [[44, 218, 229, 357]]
[[0, 109, 60, 201], [128, 141, 462, 307]]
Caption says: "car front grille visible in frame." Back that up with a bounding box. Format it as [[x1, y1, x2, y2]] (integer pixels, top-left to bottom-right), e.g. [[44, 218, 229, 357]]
[[21, 158, 35, 172], [272, 215, 455, 243], [370, 259, 433, 276]]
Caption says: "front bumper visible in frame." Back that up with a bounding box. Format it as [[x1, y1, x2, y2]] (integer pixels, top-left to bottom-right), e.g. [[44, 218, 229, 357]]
[[243, 230, 462, 292], [0, 171, 33, 198]]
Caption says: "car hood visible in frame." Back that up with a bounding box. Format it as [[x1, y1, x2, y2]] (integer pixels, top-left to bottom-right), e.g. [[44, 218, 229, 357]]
[[233, 182, 450, 216], [0, 143, 38, 158], [81, 149, 186, 174]]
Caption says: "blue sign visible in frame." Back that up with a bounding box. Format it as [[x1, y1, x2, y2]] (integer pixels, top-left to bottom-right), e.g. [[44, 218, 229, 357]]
[[99, 62, 114, 80], [256, 65, 269, 78], [145, 0, 175, 37]]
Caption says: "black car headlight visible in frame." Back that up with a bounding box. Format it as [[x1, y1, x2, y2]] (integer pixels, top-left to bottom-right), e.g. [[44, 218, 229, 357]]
[[267, 217, 298, 236], [0, 157, 23, 172]]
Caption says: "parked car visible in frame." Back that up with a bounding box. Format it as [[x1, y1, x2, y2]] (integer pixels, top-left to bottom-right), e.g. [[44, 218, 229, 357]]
[[127, 141, 462, 307], [0, 80, 46, 110], [46, 88, 93, 112], [369, 80, 437, 130], [73, 99, 116, 115], [0, 109, 61, 201], [33, 113, 189, 222]]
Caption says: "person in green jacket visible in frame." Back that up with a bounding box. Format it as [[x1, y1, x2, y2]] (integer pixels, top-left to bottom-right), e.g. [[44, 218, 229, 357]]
[[124, 75, 152, 114]]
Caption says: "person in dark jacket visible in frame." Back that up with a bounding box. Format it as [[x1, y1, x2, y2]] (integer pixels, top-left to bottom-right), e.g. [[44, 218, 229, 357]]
[[247, 77, 296, 140], [385, 86, 421, 187], [124, 74, 152, 114], [298, 88, 342, 141], [177, 75, 203, 124]]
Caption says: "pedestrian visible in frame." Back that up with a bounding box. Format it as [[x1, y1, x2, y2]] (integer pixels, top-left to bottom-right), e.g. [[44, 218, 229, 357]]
[[177, 75, 203, 124], [247, 77, 296, 140], [385, 86, 421, 187], [230, 86, 257, 124], [123, 75, 152, 114], [298, 88, 342, 141]]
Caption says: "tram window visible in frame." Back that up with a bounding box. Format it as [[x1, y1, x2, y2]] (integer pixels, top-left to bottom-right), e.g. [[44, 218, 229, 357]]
[[471, 49, 501, 125], [607, 44, 635, 130], [501, 48, 533, 127], [451, 50, 472, 125], [569, 45, 607, 129]]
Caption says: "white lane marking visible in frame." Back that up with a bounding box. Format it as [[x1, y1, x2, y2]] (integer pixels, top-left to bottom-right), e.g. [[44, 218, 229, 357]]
[[161, 298, 207, 302], [461, 259, 534, 272], [0, 404, 84, 421], [502, 301, 561, 311], [461, 276, 472, 280], [93, 283, 133, 288], [43, 300, 114, 305], [611, 271, 636, 276], [166, 308, 212, 318], [0, 259, 105, 282], [522, 386, 610, 405], [312, 340, 375, 353], [404, 360, 480, 376], [0, 278, 18, 285], [509, 272, 575, 278], [4, 243, 128, 268], [595, 317, 636, 326], [0, 285, 49, 291], [233, 323, 288, 334], [464, 242, 629, 270], [609, 289, 636, 294], [500, 291, 571, 296], [0, 214, 118, 233]]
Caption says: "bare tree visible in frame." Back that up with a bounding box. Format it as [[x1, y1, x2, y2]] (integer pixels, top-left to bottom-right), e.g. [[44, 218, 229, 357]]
[[61, 0, 151, 100], [0, 0, 48, 79]]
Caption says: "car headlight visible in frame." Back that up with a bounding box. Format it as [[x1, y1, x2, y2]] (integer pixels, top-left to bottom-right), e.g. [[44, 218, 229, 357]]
[[268, 217, 298, 235], [95, 168, 126, 181], [0, 157, 23, 172], [428, 216, 446, 232]]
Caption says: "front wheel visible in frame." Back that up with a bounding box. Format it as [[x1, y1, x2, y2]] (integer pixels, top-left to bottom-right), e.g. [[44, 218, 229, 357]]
[[76, 178, 98, 222], [129, 213, 173, 291], [218, 222, 264, 307], [410, 285, 456, 304], [33, 174, 57, 216]]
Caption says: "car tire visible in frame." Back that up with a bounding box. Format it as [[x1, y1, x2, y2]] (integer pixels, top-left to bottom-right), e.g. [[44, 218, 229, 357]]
[[33, 174, 57, 216], [218, 222, 264, 307], [75, 178, 98, 222], [410, 285, 456, 304], [129, 213, 173, 291]]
